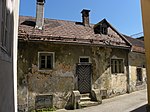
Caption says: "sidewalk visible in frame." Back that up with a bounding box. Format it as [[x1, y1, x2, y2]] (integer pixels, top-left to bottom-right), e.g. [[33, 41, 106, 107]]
[[57, 89, 147, 112]]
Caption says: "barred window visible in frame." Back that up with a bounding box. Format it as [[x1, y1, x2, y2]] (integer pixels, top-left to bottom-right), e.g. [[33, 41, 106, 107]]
[[111, 59, 124, 74]]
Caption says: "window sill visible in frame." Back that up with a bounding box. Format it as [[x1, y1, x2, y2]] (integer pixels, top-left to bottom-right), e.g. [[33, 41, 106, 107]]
[[111, 73, 125, 75], [38, 69, 54, 72]]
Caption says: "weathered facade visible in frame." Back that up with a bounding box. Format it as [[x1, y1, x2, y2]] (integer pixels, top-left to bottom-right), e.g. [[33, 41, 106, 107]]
[[18, 42, 129, 110], [17, 0, 146, 111], [125, 36, 146, 92]]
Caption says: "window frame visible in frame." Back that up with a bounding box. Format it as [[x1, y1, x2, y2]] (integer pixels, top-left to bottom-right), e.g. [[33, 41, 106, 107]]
[[110, 58, 124, 74], [79, 56, 91, 64], [38, 52, 55, 71], [136, 67, 143, 82]]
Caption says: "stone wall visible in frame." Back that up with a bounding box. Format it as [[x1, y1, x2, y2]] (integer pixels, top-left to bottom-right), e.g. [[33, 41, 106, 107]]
[[128, 52, 147, 92], [18, 41, 129, 110]]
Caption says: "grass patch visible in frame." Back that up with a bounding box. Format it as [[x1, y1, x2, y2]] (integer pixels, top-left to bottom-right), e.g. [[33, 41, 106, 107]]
[[31, 107, 56, 112]]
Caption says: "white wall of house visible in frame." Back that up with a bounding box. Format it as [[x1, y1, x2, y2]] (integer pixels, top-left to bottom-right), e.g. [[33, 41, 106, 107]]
[[0, 0, 19, 112]]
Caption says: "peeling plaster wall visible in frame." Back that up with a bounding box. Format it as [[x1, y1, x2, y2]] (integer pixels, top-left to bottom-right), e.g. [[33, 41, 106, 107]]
[[92, 48, 128, 97], [128, 52, 147, 92], [17, 41, 129, 110]]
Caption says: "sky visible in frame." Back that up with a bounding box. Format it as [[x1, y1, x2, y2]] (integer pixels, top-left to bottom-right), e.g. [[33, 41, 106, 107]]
[[19, 0, 143, 36]]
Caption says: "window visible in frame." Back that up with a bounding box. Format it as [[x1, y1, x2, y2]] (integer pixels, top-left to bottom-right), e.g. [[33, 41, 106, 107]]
[[136, 68, 143, 86], [1, 0, 10, 50], [79, 56, 90, 63], [100, 26, 107, 35], [111, 59, 124, 74], [136, 68, 143, 80], [94, 24, 108, 35], [38, 52, 55, 70]]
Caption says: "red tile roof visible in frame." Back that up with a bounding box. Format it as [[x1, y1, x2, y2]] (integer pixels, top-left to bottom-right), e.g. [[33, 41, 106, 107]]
[[18, 16, 131, 49]]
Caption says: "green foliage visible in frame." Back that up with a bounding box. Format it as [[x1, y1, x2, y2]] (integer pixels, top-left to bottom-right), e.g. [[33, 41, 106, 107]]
[[31, 107, 56, 112]]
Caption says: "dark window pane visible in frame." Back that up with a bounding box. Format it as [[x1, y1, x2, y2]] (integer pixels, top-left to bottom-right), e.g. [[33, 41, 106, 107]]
[[40, 56, 45, 69], [41, 56, 45, 60], [115, 60, 117, 73], [137, 68, 142, 81], [40, 61, 45, 68], [119, 60, 121, 73], [47, 56, 52, 69], [111, 60, 114, 73], [80, 58, 89, 63]]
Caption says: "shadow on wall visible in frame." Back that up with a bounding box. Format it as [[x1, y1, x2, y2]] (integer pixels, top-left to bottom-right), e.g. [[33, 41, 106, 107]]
[[130, 104, 147, 112], [0, 5, 15, 112]]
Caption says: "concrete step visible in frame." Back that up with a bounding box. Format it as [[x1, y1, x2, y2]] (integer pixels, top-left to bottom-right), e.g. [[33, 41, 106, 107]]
[[81, 93, 90, 98], [80, 97, 91, 102], [79, 101, 99, 108]]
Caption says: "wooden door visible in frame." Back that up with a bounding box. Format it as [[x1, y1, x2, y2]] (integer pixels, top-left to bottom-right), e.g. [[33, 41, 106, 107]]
[[76, 64, 92, 94]]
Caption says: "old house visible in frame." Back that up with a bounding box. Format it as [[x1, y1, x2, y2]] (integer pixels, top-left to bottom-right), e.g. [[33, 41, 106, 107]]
[[124, 35, 146, 92], [0, 0, 19, 112], [17, 0, 146, 111]]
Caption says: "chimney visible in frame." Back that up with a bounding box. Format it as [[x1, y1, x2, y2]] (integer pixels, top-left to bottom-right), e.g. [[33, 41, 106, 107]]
[[35, 0, 45, 30], [81, 9, 90, 26]]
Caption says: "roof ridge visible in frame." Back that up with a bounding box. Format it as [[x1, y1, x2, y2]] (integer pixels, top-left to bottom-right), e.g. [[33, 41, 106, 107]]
[[123, 34, 144, 43], [19, 15, 95, 25]]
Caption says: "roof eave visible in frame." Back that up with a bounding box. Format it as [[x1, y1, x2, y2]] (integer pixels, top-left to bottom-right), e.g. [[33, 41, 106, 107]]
[[18, 35, 131, 50]]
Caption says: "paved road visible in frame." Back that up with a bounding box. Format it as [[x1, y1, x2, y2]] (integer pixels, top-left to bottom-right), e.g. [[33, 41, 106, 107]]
[[57, 89, 147, 112]]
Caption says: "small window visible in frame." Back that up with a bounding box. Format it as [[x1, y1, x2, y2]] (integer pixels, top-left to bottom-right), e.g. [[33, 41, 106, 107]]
[[137, 68, 142, 82], [100, 26, 107, 35], [79, 56, 90, 63], [111, 59, 124, 74], [136, 67, 143, 86], [94, 23, 108, 35], [38, 52, 55, 70]]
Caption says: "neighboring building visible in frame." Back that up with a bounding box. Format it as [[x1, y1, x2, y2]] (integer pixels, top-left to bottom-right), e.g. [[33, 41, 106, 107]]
[[17, 0, 146, 111], [124, 35, 146, 92], [137, 36, 144, 41], [0, 0, 19, 112]]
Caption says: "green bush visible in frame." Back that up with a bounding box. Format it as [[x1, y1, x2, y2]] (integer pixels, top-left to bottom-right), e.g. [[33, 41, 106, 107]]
[[31, 107, 56, 112]]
